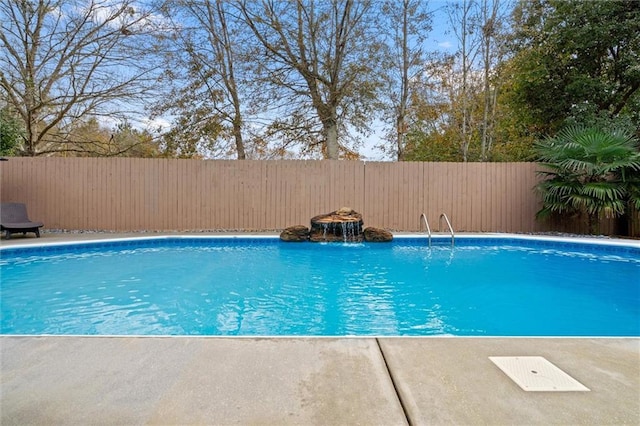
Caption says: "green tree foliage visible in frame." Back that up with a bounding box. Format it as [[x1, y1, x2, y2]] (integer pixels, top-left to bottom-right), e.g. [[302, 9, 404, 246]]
[[535, 126, 640, 234], [0, 106, 23, 156], [505, 0, 640, 136]]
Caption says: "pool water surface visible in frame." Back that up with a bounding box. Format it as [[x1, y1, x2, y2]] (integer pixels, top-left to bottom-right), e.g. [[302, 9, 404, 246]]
[[1, 236, 638, 336]]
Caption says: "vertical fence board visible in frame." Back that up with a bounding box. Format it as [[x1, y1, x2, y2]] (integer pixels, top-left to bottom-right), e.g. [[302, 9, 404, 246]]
[[488, 163, 498, 231]]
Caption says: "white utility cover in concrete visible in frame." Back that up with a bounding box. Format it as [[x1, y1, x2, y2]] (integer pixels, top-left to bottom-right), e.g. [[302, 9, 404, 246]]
[[489, 356, 590, 392]]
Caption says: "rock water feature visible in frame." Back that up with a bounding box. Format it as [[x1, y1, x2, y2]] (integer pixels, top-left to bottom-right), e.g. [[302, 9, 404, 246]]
[[310, 207, 364, 242], [280, 207, 393, 243]]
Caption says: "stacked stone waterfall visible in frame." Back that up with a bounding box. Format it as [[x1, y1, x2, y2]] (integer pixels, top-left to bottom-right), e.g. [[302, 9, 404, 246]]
[[280, 207, 393, 242], [309, 207, 364, 242]]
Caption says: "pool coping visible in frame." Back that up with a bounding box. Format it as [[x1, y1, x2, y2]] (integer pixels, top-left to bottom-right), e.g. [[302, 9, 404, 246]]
[[3, 231, 640, 250]]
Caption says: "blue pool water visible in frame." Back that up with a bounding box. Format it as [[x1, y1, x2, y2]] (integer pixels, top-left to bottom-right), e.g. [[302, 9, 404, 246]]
[[1, 237, 638, 336]]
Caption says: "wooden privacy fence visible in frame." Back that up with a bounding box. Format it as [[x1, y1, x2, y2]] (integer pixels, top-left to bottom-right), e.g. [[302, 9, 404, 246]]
[[1, 158, 550, 233]]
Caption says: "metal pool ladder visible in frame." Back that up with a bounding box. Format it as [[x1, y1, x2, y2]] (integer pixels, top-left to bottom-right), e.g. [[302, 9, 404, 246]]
[[439, 213, 455, 247], [419, 213, 432, 247]]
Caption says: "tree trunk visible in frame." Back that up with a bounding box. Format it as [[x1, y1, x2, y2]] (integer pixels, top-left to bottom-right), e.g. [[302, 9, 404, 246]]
[[460, 1, 470, 162], [216, 0, 246, 160], [324, 117, 339, 160], [481, 57, 491, 161], [397, 115, 406, 161], [233, 115, 246, 160], [480, 0, 498, 161], [397, 0, 410, 162]]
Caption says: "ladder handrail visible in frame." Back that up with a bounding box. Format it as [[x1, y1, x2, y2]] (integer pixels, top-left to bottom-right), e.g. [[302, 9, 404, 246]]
[[439, 213, 455, 247], [419, 213, 432, 247]]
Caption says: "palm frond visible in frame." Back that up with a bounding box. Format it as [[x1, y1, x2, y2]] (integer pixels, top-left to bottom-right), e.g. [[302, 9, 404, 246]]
[[534, 125, 640, 226]]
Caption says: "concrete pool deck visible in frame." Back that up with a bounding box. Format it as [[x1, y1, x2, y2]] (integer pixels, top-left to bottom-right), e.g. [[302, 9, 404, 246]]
[[2, 232, 639, 425], [2, 337, 639, 425]]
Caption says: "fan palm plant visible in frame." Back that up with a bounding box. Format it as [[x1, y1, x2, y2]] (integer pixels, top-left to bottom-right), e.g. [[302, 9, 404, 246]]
[[535, 125, 640, 234]]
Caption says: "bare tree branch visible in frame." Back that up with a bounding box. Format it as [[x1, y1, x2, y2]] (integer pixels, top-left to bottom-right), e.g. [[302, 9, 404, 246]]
[[0, 0, 165, 156]]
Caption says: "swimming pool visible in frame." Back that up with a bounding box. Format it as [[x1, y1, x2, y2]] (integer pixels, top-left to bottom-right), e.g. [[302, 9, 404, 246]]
[[1, 235, 638, 336]]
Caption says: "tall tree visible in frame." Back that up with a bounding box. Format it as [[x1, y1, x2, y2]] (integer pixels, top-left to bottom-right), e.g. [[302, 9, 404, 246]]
[[478, 0, 509, 160], [379, 0, 433, 161], [239, 0, 381, 159], [0, 0, 164, 156], [506, 0, 640, 136], [447, 0, 481, 161], [155, 0, 250, 159]]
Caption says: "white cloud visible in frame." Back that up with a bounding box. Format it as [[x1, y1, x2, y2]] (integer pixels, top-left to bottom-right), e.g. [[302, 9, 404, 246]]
[[95, 115, 120, 130], [140, 117, 170, 133], [74, 1, 172, 34]]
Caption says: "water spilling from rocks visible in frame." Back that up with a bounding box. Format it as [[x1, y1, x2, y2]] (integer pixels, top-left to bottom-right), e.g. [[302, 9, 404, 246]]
[[279, 207, 393, 243], [310, 207, 363, 242]]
